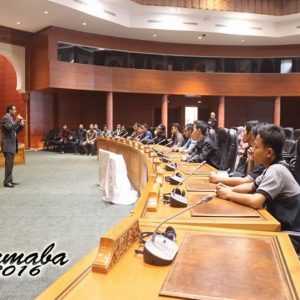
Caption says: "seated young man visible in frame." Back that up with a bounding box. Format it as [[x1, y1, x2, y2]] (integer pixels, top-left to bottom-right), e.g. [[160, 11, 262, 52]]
[[184, 121, 219, 168], [170, 123, 185, 149], [216, 124, 300, 252], [154, 124, 167, 145], [209, 121, 265, 186], [176, 123, 197, 153]]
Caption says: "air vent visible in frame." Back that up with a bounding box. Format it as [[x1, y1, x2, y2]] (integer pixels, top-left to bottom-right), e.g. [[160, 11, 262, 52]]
[[148, 20, 162, 23], [215, 24, 228, 27], [296, 25, 300, 29], [73, 0, 87, 5], [104, 10, 116, 16], [183, 22, 198, 26], [250, 26, 262, 30]]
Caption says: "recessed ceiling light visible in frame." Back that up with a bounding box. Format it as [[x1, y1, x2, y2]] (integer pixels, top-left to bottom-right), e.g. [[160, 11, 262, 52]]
[[241, 39, 245, 42], [152, 34, 157, 37], [197, 100, 202, 104], [44, 10, 49, 14], [198, 36, 203, 40], [16, 21, 21, 25], [82, 22, 87, 26]]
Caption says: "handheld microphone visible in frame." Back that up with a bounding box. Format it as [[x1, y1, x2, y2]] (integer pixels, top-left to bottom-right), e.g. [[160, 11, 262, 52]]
[[168, 161, 206, 207], [142, 195, 213, 266]]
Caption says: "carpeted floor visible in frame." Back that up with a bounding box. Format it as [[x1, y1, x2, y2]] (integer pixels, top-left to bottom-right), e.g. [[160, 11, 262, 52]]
[[0, 151, 134, 300]]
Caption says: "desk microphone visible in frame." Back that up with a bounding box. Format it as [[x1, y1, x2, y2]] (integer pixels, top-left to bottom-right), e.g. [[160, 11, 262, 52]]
[[146, 136, 157, 145], [156, 138, 166, 145], [142, 195, 213, 266], [120, 131, 128, 138], [168, 161, 206, 207], [164, 139, 173, 147]]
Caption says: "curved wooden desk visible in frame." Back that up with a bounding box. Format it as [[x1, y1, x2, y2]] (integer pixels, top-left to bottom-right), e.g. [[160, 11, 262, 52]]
[[37, 138, 290, 299], [37, 219, 300, 300], [0, 143, 25, 167]]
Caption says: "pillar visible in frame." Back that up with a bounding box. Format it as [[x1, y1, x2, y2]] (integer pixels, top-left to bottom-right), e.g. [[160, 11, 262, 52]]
[[274, 96, 281, 126], [162, 94, 168, 137], [106, 91, 113, 130], [218, 96, 225, 128]]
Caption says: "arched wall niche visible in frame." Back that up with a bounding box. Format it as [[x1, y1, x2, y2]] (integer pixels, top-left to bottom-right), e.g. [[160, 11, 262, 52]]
[[0, 42, 25, 93]]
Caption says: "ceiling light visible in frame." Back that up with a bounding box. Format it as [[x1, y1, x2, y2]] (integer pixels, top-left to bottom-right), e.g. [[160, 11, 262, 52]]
[[198, 34, 206, 40], [152, 34, 157, 37], [44, 10, 49, 14], [82, 22, 87, 26], [198, 36, 203, 40], [241, 39, 245, 42], [16, 21, 21, 25], [197, 101, 202, 104]]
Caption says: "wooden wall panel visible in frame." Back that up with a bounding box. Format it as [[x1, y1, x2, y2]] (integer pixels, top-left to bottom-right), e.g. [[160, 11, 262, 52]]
[[0, 56, 26, 143], [132, 0, 300, 15], [31, 31, 49, 90], [225, 96, 274, 128], [29, 91, 54, 148], [281, 97, 300, 129], [47, 61, 300, 97]]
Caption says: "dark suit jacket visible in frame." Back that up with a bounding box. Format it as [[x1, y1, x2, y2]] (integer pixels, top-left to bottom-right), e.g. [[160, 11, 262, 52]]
[[1, 113, 23, 153], [189, 135, 219, 169]]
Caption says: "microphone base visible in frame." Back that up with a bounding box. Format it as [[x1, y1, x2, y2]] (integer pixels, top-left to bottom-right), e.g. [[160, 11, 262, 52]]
[[169, 175, 183, 185], [170, 194, 188, 207], [143, 235, 178, 266]]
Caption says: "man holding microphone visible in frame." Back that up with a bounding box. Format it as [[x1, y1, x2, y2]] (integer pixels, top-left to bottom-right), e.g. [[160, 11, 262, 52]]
[[1, 104, 25, 188]]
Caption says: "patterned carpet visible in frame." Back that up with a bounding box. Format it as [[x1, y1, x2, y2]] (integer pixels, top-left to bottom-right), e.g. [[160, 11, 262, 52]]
[[0, 151, 133, 300]]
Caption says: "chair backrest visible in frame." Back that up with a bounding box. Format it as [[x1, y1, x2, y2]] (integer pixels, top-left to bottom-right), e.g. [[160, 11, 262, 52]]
[[224, 128, 238, 172], [284, 127, 294, 140], [283, 139, 297, 155], [217, 128, 228, 170], [294, 137, 300, 185], [293, 129, 300, 141], [207, 128, 217, 146]]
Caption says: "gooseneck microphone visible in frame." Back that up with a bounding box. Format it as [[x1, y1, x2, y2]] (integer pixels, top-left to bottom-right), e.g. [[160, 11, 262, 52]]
[[142, 195, 213, 266], [156, 138, 166, 145], [168, 161, 206, 207], [146, 136, 157, 145], [120, 131, 128, 138]]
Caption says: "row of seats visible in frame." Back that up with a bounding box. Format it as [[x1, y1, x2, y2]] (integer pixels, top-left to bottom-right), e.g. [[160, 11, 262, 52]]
[[283, 127, 300, 141]]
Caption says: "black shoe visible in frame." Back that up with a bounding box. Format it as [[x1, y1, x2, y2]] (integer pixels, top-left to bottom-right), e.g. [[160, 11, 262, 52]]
[[4, 183, 14, 188], [11, 182, 19, 186]]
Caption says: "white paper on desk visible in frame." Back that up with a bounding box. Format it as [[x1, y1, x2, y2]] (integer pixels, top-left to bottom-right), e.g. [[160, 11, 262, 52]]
[[99, 148, 138, 205]]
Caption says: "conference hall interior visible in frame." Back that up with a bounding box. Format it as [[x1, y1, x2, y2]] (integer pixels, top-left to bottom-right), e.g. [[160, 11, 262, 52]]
[[1, 0, 300, 299]]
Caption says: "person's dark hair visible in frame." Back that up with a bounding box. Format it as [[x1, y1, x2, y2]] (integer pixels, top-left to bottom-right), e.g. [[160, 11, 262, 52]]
[[251, 122, 268, 137], [185, 123, 194, 132], [172, 123, 181, 131], [6, 104, 15, 113], [157, 124, 165, 132], [194, 120, 208, 135], [257, 124, 285, 160], [142, 123, 148, 129], [245, 120, 259, 133]]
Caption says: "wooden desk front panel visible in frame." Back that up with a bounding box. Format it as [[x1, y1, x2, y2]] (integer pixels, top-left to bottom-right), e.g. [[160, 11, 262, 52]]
[[0, 144, 25, 167], [138, 166, 280, 232], [37, 225, 300, 300], [97, 138, 148, 193]]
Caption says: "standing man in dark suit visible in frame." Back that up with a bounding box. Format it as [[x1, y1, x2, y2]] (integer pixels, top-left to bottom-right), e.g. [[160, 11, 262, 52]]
[[1, 104, 25, 188]]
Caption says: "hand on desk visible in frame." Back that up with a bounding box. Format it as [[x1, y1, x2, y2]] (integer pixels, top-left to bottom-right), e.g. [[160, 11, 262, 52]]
[[216, 183, 232, 200], [209, 172, 219, 183]]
